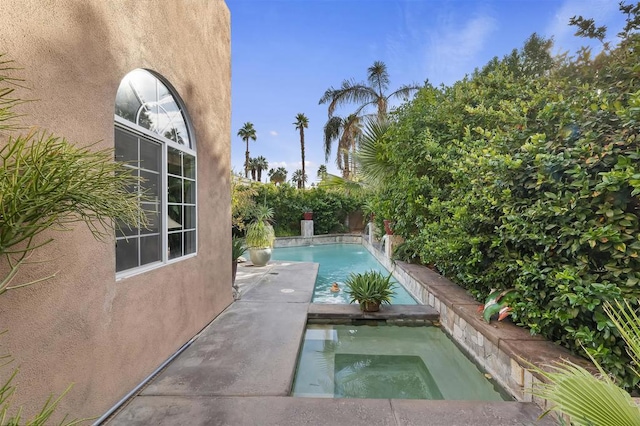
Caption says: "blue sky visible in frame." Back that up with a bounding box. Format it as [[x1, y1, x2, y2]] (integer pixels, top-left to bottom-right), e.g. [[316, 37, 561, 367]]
[[227, 0, 626, 183]]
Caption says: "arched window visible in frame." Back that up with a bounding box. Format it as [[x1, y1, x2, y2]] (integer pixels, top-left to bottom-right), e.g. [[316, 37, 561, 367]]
[[114, 69, 197, 276]]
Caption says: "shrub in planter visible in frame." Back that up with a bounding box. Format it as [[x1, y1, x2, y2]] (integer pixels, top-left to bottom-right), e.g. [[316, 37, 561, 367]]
[[345, 270, 396, 312], [245, 206, 275, 267]]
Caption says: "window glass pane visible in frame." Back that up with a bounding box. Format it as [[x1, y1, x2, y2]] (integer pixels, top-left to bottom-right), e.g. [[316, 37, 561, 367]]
[[157, 81, 171, 104], [184, 206, 196, 230], [168, 147, 182, 176], [184, 231, 196, 255], [168, 232, 182, 259], [168, 204, 183, 230], [140, 235, 161, 265], [129, 69, 158, 107], [141, 202, 160, 235], [183, 180, 195, 204], [116, 238, 139, 272], [183, 154, 195, 179], [116, 166, 138, 195], [137, 106, 155, 131], [115, 128, 138, 163], [140, 138, 161, 172], [168, 176, 182, 203], [140, 170, 160, 198], [172, 117, 190, 147], [115, 82, 142, 123], [116, 219, 138, 238]]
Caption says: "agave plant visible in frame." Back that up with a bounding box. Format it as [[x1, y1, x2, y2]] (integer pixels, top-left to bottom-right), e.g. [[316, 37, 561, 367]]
[[344, 270, 396, 312], [231, 237, 246, 261], [530, 299, 640, 425]]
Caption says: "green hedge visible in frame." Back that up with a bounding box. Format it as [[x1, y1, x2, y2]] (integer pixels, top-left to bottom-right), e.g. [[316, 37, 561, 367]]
[[373, 27, 640, 389], [251, 183, 363, 236]]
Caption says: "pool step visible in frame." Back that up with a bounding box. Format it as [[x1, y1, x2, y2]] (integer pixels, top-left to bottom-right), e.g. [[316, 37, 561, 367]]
[[307, 303, 439, 324]]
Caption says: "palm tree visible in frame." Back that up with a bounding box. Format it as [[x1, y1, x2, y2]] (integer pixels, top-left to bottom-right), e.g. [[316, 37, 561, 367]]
[[317, 164, 327, 179], [291, 169, 307, 189], [268, 167, 287, 185], [237, 122, 257, 178], [323, 113, 362, 179], [248, 157, 258, 181], [319, 61, 420, 121], [294, 113, 309, 188], [254, 156, 268, 182]]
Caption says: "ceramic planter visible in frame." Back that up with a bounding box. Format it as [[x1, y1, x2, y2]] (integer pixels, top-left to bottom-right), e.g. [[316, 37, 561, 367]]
[[249, 247, 272, 267]]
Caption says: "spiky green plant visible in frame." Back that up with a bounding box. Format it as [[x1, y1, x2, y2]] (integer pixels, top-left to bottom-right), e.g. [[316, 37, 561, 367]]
[[0, 53, 143, 424], [0, 61, 143, 295], [344, 270, 396, 311], [531, 299, 640, 425], [245, 205, 275, 248], [232, 237, 246, 261]]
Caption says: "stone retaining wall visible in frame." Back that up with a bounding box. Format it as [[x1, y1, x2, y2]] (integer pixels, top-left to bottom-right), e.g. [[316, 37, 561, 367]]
[[274, 234, 363, 248], [362, 237, 591, 411]]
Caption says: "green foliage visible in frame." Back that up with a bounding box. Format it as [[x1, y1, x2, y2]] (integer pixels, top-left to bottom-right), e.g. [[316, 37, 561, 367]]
[[531, 300, 640, 425], [0, 58, 143, 295], [245, 205, 275, 248], [250, 183, 363, 236], [370, 5, 640, 388], [231, 237, 246, 261], [344, 270, 396, 310], [231, 174, 257, 233]]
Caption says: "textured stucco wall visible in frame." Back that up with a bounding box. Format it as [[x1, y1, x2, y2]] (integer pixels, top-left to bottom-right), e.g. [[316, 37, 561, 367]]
[[0, 0, 231, 419]]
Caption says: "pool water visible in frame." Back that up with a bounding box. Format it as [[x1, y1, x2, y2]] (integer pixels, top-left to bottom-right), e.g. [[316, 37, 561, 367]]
[[271, 244, 417, 304], [292, 324, 510, 401]]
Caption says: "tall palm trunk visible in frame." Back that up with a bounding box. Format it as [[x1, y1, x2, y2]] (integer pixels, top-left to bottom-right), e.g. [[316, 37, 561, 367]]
[[244, 139, 249, 178], [300, 127, 305, 188]]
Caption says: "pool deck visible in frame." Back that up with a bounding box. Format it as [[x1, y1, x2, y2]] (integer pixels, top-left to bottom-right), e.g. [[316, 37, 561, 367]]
[[107, 260, 553, 425]]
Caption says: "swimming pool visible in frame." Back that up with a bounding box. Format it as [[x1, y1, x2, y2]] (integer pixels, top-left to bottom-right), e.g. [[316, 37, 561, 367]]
[[292, 323, 510, 400], [271, 244, 417, 304]]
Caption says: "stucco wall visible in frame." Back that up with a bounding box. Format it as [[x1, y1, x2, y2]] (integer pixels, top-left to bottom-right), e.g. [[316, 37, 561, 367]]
[[0, 0, 231, 419]]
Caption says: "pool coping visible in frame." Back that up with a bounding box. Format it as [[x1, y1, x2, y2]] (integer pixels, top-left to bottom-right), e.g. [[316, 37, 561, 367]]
[[307, 303, 439, 323]]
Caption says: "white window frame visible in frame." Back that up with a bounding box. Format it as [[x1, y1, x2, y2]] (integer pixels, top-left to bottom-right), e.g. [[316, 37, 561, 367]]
[[114, 116, 198, 281]]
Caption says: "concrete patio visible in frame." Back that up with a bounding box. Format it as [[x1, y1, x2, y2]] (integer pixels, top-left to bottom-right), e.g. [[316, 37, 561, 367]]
[[107, 260, 553, 425]]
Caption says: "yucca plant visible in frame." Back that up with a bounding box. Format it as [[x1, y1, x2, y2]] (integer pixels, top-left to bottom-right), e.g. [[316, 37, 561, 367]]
[[530, 299, 640, 425], [344, 270, 396, 312]]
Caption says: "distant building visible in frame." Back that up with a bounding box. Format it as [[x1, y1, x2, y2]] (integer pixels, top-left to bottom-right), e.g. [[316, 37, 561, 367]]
[[0, 0, 231, 419]]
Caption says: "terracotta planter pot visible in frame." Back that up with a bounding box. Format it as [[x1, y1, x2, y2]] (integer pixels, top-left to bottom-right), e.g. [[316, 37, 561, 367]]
[[303, 212, 313, 220], [383, 219, 394, 235], [362, 301, 381, 312], [232, 260, 238, 285]]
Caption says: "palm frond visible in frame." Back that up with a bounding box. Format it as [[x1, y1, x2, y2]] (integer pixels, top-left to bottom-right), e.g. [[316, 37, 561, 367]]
[[367, 61, 390, 95], [326, 80, 378, 117], [356, 118, 393, 185], [387, 84, 421, 102], [323, 116, 344, 161], [531, 360, 640, 426], [318, 173, 365, 193], [604, 300, 640, 373]]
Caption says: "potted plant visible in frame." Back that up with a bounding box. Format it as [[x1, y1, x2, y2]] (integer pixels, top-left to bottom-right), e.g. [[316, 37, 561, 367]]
[[383, 219, 394, 235], [303, 208, 313, 220], [231, 236, 246, 287], [344, 270, 396, 312], [245, 205, 275, 267]]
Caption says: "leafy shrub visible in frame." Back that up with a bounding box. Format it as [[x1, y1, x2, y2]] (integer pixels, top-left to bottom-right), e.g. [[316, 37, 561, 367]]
[[250, 184, 362, 236], [373, 9, 640, 389]]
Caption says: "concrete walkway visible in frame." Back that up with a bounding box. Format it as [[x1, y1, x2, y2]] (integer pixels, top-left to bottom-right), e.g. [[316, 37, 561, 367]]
[[108, 260, 552, 426]]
